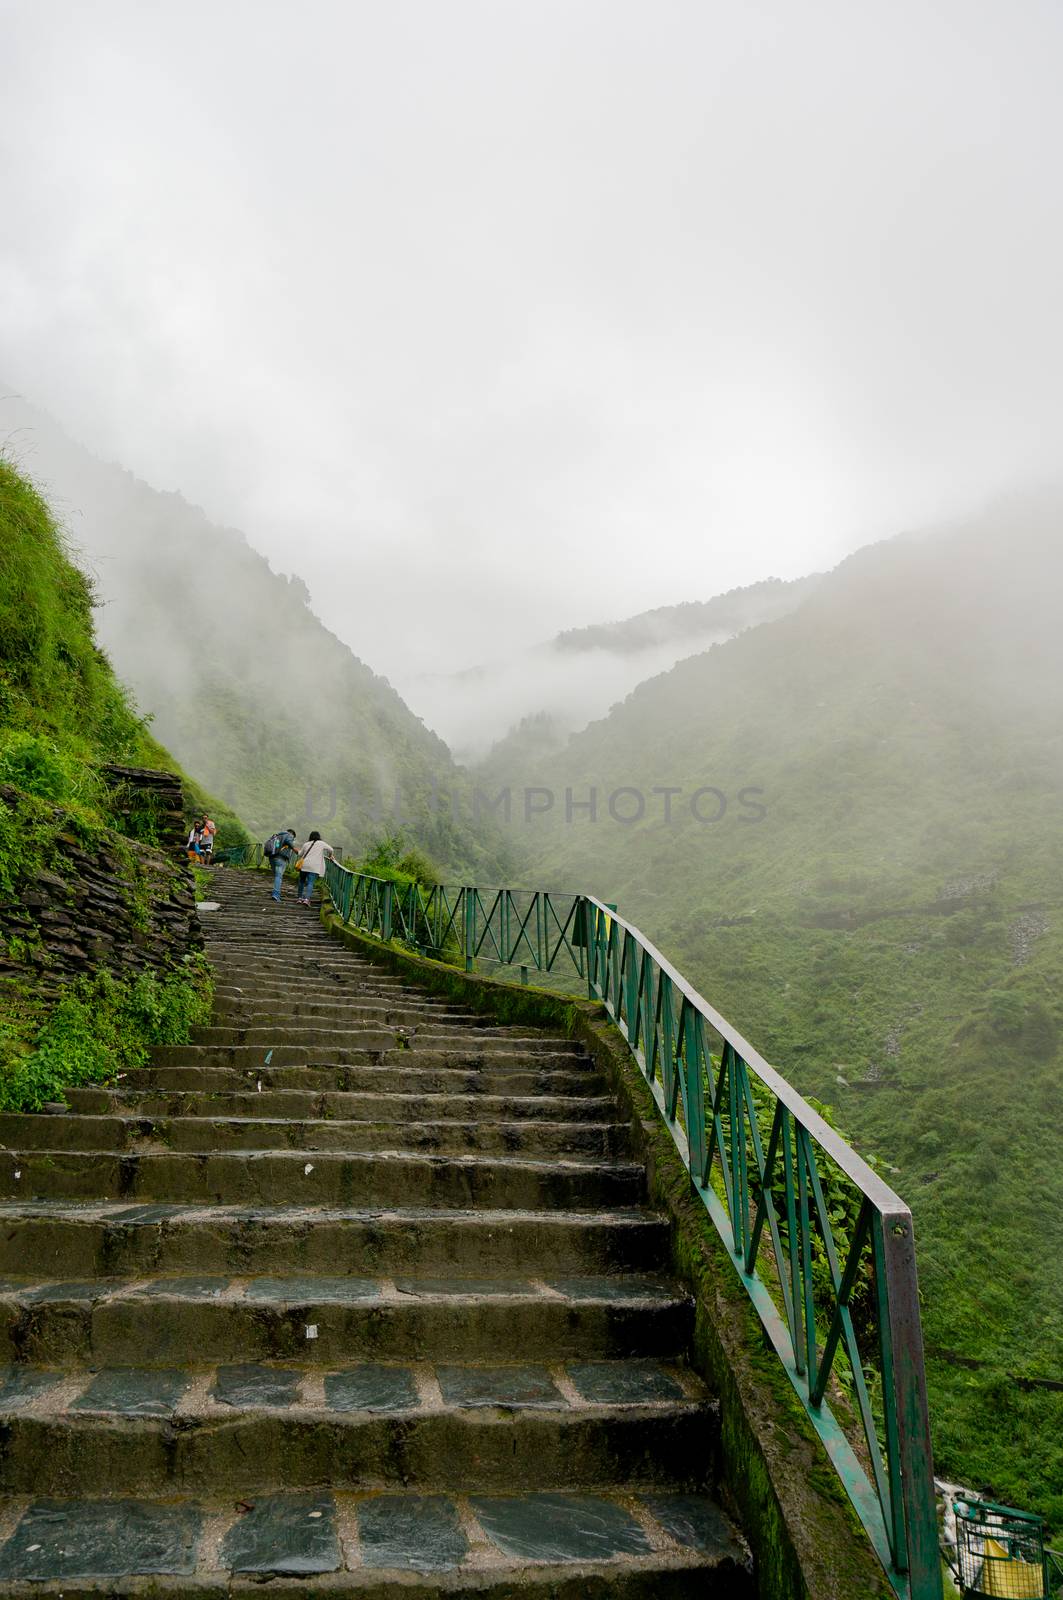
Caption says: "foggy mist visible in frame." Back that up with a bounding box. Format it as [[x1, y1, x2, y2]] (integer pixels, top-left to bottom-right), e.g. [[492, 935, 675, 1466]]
[[4, 0, 1063, 685]]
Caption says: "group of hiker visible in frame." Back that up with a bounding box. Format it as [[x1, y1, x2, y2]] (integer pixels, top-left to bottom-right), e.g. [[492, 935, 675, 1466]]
[[263, 828, 334, 904], [185, 814, 333, 904], [186, 815, 216, 862]]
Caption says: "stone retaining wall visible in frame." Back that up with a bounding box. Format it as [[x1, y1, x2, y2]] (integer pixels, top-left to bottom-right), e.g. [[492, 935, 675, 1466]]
[[0, 776, 202, 995]]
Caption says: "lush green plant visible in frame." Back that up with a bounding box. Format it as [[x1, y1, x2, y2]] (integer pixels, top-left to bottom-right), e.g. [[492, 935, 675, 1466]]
[[0, 956, 213, 1113], [357, 830, 441, 890]]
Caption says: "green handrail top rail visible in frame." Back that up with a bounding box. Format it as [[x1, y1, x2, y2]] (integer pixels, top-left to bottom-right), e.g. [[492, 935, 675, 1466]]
[[316, 857, 941, 1600], [582, 891, 906, 1214]]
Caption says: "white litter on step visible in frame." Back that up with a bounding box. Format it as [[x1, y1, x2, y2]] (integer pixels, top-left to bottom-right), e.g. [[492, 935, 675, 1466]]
[[12, 1171, 20, 1181], [195, 901, 221, 911], [308, 1510, 322, 1518], [304, 1163, 314, 1175], [305, 1325, 318, 1340], [257, 1081, 263, 1093]]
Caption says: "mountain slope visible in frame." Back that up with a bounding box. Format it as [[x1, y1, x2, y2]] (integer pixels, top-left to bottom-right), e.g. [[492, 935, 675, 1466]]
[[516, 496, 1063, 1532], [1, 390, 505, 875], [410, 575, 821, 762]]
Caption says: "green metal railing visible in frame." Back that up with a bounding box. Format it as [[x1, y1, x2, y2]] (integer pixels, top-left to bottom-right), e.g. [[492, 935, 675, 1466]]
[[320, 859, 940, 1599], [1048, 1547, 1063, 1595]]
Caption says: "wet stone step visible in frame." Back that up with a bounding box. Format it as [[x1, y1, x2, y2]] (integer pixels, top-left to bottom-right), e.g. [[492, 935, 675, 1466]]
[[0, 1114, 633, 1160], [133, 1062, 603, 1096], [0, 1147, 645, 1208], [0, 1357, 702, 1416], [0, 1399, 715, 1496], [188, 1027, 584, 1053], [0, 1489, 753, 1591], [0, 1274, 690, 1365], [63, 1086, 620, 1122], [0, 1200, 667, 1279]]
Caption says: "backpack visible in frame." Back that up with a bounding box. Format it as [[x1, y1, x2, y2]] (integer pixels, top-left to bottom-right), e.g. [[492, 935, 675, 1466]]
[[263, 832, 287, 858]]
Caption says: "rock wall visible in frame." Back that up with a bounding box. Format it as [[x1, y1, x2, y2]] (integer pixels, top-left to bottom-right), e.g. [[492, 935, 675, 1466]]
[[0, 776, 202, 995], [99, 764, 188, 852]]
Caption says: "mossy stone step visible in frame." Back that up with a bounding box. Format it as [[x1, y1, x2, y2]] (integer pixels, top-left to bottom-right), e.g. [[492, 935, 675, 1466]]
[[0, 1201, 667, 1280], [0, 1355, 714, 1494], [0, 1146, 645, 1208], [0, 1113, 633, 1159], [0, 1488, 752, 1593], [0, 1273, 688, 1366]]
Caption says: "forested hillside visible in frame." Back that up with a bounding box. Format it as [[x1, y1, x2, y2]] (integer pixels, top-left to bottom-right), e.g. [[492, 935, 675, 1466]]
[[1, 391, 506, 876], [517, 497, 1063, 1533]]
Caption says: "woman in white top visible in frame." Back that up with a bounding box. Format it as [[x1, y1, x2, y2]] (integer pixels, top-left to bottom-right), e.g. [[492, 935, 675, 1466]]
[[295, 832, 334, 905]]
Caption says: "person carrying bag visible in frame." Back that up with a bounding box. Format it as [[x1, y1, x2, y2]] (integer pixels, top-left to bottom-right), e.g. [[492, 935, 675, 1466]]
[[295, 831, 334, 905]]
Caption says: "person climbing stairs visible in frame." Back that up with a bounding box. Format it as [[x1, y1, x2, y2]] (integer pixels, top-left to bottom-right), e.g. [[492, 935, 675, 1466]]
[[0, 869, 753, 1593]]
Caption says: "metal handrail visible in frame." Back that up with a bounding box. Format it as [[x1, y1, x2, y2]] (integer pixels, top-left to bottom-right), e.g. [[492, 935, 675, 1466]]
[[322, 858, 941, 1600]]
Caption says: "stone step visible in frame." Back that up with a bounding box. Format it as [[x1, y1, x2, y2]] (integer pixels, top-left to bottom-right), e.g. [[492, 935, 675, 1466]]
[[0, 1147, 646, 1208], [0, 1202, 666, 1280], [188, 1025, 577, 1051], [0, 1275, 688, 1365], [65, 1086, 620, 1124], [214, 981, 414, 1001], [0, 1114, 634, 1160], [132, 1061, 602, 1096], [212, 1000, 481, 1025], [0, 1488, 753, 1593], [0, 1359, 713, 1495]]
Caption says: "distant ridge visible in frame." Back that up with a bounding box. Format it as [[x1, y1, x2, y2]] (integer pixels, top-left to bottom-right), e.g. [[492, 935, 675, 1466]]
[[551, 575, 822, 656]]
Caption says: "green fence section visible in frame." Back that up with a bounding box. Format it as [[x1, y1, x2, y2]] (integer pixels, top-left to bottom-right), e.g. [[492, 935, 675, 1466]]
[[321, 859, 941, 1600]]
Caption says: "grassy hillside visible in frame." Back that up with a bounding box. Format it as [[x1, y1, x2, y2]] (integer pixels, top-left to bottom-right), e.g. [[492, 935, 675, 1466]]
[[517, 497, 1063, 1533], [0, 457, 230, 1106], [2, 390, 507, 876]]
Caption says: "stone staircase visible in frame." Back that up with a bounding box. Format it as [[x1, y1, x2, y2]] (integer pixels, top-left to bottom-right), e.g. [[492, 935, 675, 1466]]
[[0, 870, 753, 1594]]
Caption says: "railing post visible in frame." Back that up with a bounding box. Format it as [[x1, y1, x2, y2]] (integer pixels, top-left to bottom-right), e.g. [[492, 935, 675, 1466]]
[[381, 881, 393, 943], [877, 1211, 943, 1598], [463, 887, 475, 973]]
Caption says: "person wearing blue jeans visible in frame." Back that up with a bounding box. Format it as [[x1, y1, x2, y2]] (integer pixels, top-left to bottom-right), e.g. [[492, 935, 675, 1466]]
[[295, 831, 334, 905], [265, 829, 298, 901]]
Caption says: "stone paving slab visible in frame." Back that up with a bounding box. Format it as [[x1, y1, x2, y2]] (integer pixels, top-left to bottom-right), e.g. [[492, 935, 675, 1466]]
[[0, 1498, 201, 1580], [470, 1493, 652, 1563], [357, 1494, 468, 1572], [220, 1492, 340, 1575], [323, 1366, 420, 1413], [211, 1364, 302, 1408], [0, 1490, 752, 1585], [0, 1359, 702, 1419], [73, 1368, 190, 1417]]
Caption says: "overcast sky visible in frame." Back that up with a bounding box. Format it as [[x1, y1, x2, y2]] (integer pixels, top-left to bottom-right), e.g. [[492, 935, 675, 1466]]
[[2, 0, 1061, 681]]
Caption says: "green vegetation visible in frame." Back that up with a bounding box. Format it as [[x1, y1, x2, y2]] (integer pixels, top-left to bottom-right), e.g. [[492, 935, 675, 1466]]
[[0, 457, 227, 1110], [511, 500, 1063, 1534], [0, 959, 212, 1112]]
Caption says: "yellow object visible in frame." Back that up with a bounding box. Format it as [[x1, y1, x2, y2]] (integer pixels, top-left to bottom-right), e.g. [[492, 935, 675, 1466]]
[[295, 857, 305, 870], [981, 1535, 1045, 1598]]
